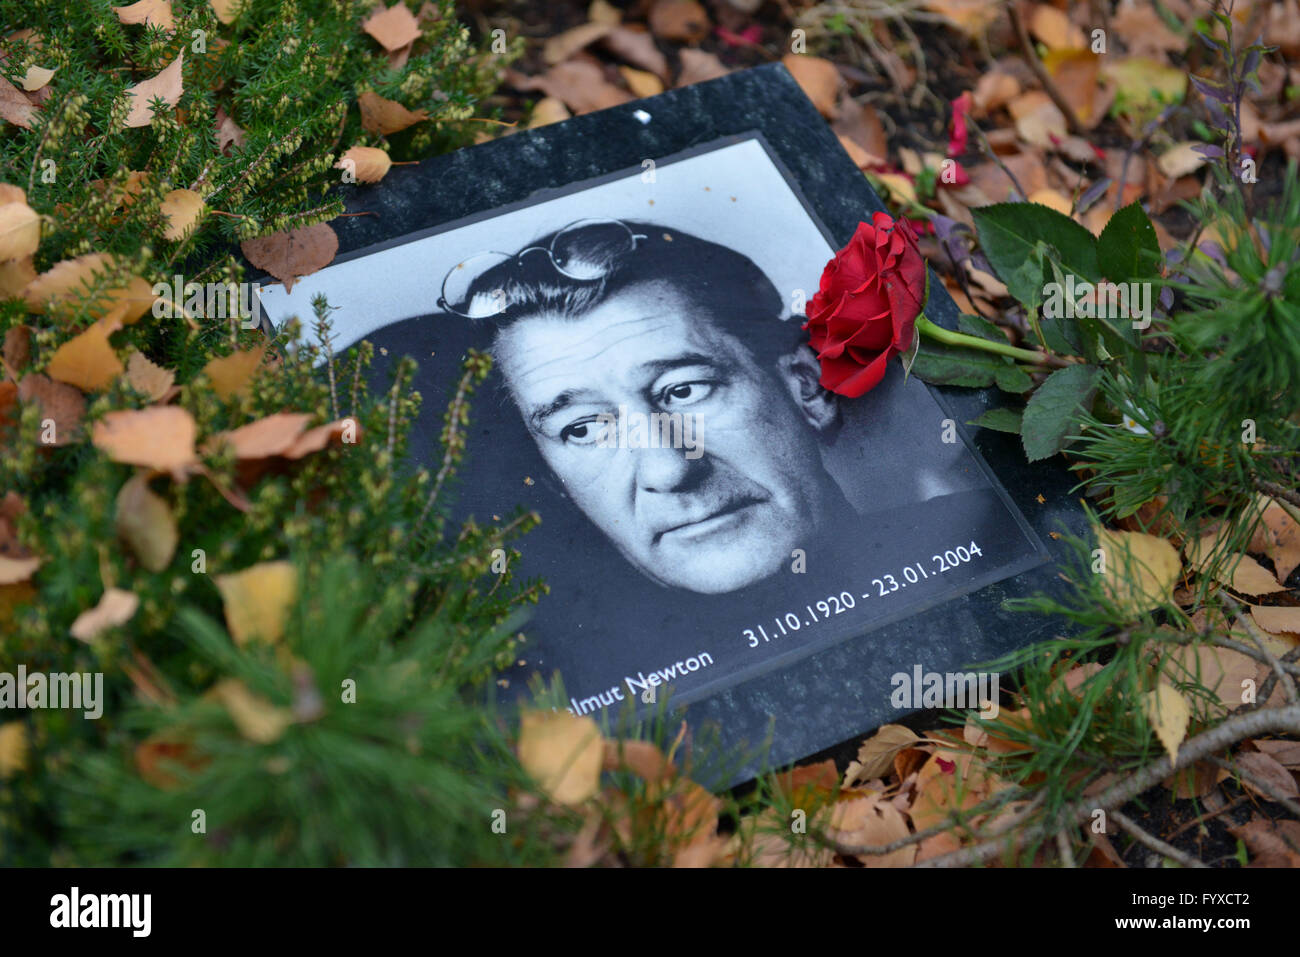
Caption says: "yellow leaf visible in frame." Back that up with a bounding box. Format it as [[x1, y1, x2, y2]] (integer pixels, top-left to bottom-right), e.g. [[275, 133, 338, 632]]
[[210, 679, 293, 744], [517, 710, 604, 806], [619, 66, 663, 98], [202, 345, 265, 399], [923, 0, 1000, 38], [18, 65, 56, 93], [214, 560, 297, 645], [21, 253, 152, 323], [116, 473, 178, 572], [92, 406, 198, 472], [1029, 3, 1086, 50], [1143, 683, 1189, 764], [124, 349, 175, 401], [159, 188, 204, 240], [874, 172, 917, 205], [69, 587, 139, 642], [1095, 527, 1182, 614], [1187, 530, 1287, 596], [209, 0, 242, 24], [124, 52, 184, 128], [1157, 142, 1208, 178], [46, 323, 124, 392], [0, 195, 40, 260], [0, 722, 27, 778]]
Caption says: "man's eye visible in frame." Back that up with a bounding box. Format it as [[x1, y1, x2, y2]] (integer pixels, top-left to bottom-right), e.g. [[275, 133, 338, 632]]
[[560, 418, 605, 445], [659, 381, 714, 406]]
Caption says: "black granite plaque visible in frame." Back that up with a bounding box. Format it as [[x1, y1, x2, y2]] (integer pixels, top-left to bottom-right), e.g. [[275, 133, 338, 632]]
[[254, 64, 1086, 786]]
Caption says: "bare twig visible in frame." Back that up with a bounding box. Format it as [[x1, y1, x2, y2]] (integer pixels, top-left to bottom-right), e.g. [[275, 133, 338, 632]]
[[1007, 0, 1083, 134], [1110, 808, 1208, 868], [1208, 755, 1300, 818], [913, 704, 1300, 868], [1253, 478, 1300, 512]]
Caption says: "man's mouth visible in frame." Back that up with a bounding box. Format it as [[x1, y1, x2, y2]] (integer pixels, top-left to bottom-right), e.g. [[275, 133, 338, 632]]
[[654, 495, 765, 544]]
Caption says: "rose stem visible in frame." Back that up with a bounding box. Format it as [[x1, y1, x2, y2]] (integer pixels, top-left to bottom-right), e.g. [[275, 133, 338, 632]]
[[915, 315, 1072, 369]]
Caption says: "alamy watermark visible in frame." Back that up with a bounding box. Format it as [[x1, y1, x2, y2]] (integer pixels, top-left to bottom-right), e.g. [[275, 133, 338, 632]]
[[152, 274, 262, 328], [890, 664, 1000, 718], [594, 405, 703, 459], [1042, 275, 1153, 330], [1, 666, 103, 719]]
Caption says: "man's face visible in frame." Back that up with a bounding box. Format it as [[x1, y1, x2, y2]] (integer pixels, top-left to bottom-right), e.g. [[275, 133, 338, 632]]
[[493, 280, 838, 593]]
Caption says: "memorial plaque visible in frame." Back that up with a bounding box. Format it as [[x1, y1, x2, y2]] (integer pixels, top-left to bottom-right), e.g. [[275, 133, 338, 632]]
[[256, 64, 1085, 784]]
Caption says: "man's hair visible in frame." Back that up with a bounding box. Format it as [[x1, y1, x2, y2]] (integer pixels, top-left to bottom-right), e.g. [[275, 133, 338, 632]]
[[462, 221, 804, 367]]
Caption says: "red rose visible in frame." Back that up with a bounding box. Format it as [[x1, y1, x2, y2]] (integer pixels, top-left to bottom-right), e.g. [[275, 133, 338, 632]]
[[802, 212, 928, 398]]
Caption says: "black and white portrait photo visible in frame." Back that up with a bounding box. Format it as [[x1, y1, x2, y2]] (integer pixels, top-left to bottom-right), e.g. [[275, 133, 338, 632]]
[[258, 135, 1045, 716]]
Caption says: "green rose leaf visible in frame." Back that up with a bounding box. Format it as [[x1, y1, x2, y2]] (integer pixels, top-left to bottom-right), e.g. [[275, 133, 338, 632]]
[[968, 407, 1024, 434], [909, 343, 1012, 388], [1098, 201, 1161, 281], [1020, 363, 1102, 462], [972, 203, 1101, 308]]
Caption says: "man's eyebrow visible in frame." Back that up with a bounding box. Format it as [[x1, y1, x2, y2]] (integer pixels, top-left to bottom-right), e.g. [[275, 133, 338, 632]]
[[639, 351, 725, 377], [528, 389, 593, 431]]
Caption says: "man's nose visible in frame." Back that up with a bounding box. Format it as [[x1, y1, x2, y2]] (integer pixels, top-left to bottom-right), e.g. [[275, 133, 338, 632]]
[[634, 441, 706, 493]]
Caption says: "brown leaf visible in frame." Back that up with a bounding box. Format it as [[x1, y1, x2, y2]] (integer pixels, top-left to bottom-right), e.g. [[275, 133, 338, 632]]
[[1259, 498, 1300, 583], [851, 723, 920, 781], [1042, 48, 1103, 128], [124, 52, 184, 128], [116, 473, 178, 572], [0, 76, 36, 129], [510, 60, 632, 115], [69, 587, 139, 642], [829, 794, 916, 867], [833, 96, 887, 164], [543, 22, 613, 65], [603, 738, 670, 781], [113, 0, 175, 31], [1229, 817, 1300, 867], [0, 258, 37, 300], [46, 323, 124, 392], [241, 223, 338, 293], [1251, 605, 1300, 636], [1166, 642, 1259, 714], [215, 412, 314, 459], [1111, 0, 1185, 57], [124, 350, 175, 402], [675, 49, 729, 88], [202, 345, 265, 400], [281, 417, 360, 458], [214, 561, 297, 645], [17, 373, 84, 445], [159, 188, 204, 240], [1251, 739, 1300, 769], [335, 146, 392, 184], [781, 54, 841, 119], [209, 0, 242, 24], [602, 26, 670, 81], [363, 2, 423, 52], [215, 105, 246, 154], [1156, 141, 1208, 178], [1233, 751, 1300, 801], [972, 70, 1021, 115], [648, 0, 710, 43], [135, 733, 207, 789], [92, 406, 198, 473], [357, 90, 428, 135], [923, 0, 1001, 38], [4, 325, 32, 373]]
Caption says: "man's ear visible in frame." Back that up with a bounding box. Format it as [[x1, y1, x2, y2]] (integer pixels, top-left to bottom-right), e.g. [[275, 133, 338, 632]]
[[776, 346, 839, 433]]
